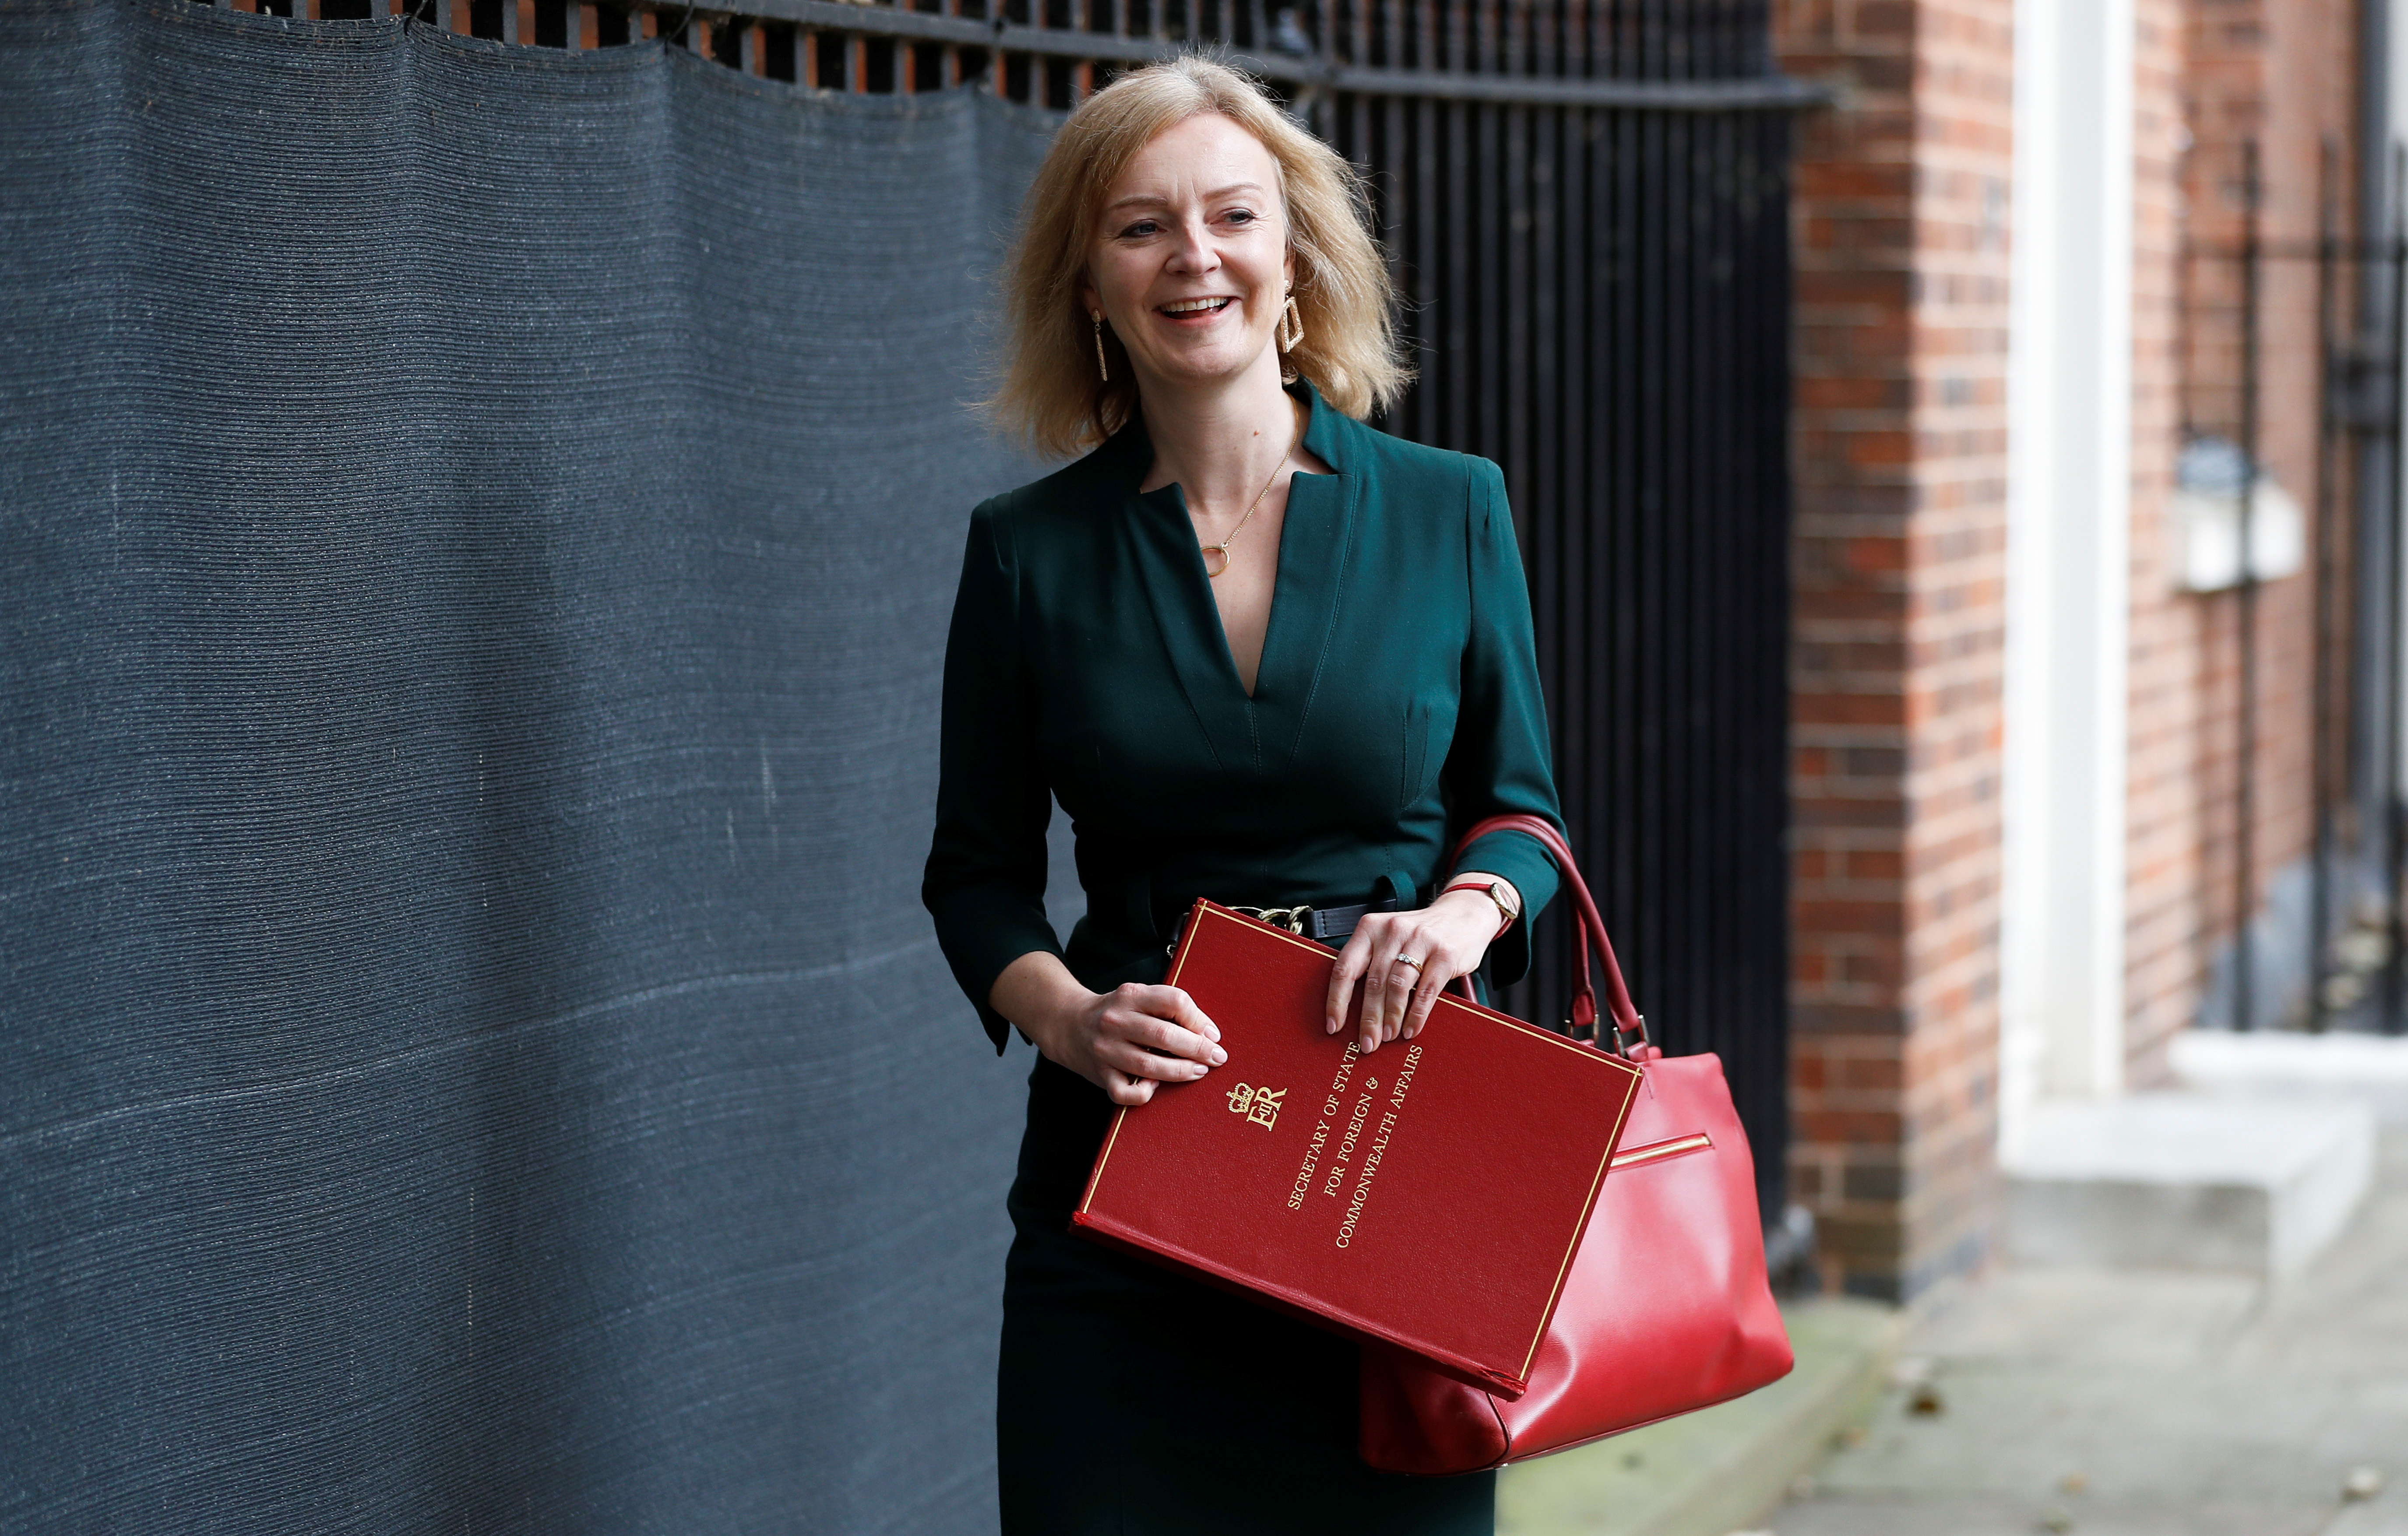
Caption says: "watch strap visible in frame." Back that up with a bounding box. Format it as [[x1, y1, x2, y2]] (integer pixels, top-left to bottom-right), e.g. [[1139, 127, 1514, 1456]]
[[1442, 877, 1519, 936]]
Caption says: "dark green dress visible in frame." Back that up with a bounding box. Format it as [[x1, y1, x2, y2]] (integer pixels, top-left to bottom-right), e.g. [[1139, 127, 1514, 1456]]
[[923, 382, 1565, 1534]]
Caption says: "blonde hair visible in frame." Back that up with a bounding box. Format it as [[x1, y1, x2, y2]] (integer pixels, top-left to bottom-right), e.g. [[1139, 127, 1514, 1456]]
[[990, 56, 1409, 459]]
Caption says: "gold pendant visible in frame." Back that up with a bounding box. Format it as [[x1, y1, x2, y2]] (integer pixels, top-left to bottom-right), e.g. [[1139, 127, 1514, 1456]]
[[1201, 544, 1231, 578]]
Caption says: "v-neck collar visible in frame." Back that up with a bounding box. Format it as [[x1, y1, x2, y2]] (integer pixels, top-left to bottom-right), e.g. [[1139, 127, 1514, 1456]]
[[1107, 382, 1360, 773]]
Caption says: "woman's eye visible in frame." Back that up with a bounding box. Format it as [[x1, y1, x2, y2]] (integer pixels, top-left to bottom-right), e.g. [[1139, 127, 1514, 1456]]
[[1224, 209, 1257, 225], [1119, 220, 1161, 238]]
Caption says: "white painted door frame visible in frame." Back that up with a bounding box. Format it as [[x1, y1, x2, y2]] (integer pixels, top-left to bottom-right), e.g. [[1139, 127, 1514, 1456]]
[[2001, 0, 2137, 1154]]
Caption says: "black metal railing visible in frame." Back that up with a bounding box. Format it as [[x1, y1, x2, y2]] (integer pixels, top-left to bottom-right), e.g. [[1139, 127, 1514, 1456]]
[[1318, 49, 1801, 1226], [224, 0, 1818, 109], [2181, 139, 2408, 1037]]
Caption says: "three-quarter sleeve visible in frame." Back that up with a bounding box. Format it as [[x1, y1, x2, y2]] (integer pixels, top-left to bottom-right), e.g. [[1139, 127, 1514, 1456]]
[[922, 497, 1062, 1052], [1442, 458, 1566, 987]]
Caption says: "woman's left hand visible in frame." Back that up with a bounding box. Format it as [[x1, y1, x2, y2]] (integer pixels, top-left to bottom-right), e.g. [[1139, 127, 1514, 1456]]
[[1324, 884, 1513, 1052]]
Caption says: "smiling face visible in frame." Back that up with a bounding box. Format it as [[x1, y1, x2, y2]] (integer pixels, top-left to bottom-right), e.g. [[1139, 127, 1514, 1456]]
[[1081, 112, 1294, 395]]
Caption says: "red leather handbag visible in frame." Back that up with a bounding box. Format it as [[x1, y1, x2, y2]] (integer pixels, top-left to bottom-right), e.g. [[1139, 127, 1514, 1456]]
[[1357, 814, 1794, 1474]]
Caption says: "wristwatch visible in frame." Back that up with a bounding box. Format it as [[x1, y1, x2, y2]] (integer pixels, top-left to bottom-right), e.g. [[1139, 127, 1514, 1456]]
[[1443, 876, 1521, 935]]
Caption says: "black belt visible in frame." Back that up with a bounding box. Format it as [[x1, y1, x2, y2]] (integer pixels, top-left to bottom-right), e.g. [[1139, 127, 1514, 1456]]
[[1164, 896, 1401, 956]]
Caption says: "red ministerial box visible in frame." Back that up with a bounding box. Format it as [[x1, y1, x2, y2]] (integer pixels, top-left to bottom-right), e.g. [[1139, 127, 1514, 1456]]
[[1072, 900, 1644, 1399]]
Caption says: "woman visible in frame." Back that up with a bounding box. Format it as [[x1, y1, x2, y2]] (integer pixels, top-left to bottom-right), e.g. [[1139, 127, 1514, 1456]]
[[922, 56, 1565, 1533]]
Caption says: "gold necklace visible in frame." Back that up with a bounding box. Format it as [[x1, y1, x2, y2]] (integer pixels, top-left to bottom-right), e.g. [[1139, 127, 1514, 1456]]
[[1200, 426, 1298, 579]]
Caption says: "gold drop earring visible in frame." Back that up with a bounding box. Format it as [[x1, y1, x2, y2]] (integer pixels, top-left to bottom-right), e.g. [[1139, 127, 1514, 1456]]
[[1277, 291, 1304, 384], [1091, 310, 1109, 383]]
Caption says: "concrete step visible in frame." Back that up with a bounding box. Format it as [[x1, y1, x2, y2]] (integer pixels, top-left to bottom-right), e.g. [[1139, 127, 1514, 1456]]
[[2172, 1028, 2408, 1124], [1774, 1127, 2408, 1536], [1498, 1296, 1905, 1536], [2003, 1092, 2375, 1277]]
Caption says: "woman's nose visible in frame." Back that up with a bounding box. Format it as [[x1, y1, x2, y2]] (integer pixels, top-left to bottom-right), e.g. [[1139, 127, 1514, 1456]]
[[1165, 218, 1220, 273]]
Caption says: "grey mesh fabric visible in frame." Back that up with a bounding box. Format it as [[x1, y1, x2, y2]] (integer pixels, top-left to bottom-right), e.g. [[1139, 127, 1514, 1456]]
[[0, 3, 1057, 1528]]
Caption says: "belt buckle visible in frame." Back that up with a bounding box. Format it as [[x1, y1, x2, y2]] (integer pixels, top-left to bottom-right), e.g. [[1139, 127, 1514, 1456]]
[[1231, 904, 1313, 935]]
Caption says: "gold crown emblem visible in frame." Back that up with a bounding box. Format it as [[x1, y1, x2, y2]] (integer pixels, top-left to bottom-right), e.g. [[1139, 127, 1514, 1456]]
[[1225, 1082, 1286, 1130]]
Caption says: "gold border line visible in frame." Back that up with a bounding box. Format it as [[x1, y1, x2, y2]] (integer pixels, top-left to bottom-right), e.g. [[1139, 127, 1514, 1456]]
[[1075, 1112, 1129, 1217], [1075, 897, 1650, 1395], [1077, 1215, 1519, 1394], [1076, 901, 1206, 1217], [1188, 892, 1654, 1391], [1518, 1059, 1641, 1383], [1187, 903, 1647, 1079]]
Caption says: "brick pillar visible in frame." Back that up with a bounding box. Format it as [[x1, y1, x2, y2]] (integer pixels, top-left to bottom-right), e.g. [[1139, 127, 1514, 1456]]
[[1778, 0, 2014, 1300]]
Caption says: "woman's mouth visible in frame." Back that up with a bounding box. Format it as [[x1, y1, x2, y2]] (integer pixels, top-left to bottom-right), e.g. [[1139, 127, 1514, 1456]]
[[1159, 297, 1235, 317]]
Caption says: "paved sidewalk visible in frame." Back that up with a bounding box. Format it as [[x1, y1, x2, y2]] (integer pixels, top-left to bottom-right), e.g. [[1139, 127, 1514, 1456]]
[[1498, 1296, 1903, 1536], [1769, 1129, 2408, 1536]]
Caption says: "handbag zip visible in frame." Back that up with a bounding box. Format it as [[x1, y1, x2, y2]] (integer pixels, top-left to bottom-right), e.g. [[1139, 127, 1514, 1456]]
[[1608, 1132, 1713, 1170]]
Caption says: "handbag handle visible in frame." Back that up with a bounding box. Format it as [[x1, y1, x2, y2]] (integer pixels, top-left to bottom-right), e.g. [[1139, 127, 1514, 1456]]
[[1447, 814, 1646, 1055]]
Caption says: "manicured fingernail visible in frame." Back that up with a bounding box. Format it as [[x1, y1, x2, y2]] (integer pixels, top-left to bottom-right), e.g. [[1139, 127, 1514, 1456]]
[[1209, 1046, 1227, 1065], [1326, 1018, 1339, 1034]]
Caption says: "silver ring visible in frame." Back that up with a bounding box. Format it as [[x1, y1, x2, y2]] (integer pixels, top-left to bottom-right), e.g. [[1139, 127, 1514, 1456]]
[[1394, 955, 1425, 972]]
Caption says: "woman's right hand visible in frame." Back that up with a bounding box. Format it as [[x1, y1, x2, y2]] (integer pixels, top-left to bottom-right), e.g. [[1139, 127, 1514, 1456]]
[[991, 953, 1225, 1106]]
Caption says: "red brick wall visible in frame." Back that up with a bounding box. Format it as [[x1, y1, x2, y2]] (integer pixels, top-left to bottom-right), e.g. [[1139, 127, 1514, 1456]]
[[2122, 0, 2203, 1088], [1778, 0, 2013, 1300], [1777, 0, 2362, 1298]]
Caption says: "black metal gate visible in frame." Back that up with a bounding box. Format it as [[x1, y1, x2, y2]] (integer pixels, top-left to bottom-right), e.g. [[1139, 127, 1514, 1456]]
[[299, 0, 1810, 1211], [1303, 11, 1803, 1226]]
